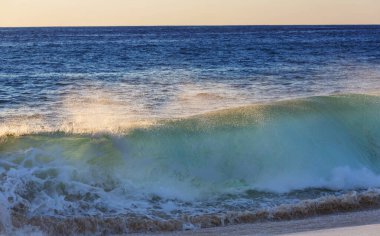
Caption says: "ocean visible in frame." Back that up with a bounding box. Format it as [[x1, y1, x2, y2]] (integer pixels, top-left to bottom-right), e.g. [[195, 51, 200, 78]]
[[1, 25, 380, 234]]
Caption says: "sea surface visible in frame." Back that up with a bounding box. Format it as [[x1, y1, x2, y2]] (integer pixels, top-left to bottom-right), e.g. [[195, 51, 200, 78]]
[[1, 25, 380, 234]]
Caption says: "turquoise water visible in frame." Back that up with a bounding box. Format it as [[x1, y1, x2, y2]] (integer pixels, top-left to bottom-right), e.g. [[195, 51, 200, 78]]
[[1, 26, 380, 233], [2, 94, 380, 226]]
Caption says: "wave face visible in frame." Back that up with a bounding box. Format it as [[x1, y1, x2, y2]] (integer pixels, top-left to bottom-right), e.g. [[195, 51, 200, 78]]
[[1, 94, 380, 233]]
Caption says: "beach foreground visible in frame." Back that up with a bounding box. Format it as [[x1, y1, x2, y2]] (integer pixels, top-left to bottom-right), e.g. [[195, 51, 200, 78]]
[[1, 26, 380, 235], [136, 209, 380, 235], [288, 224, 380, 236]]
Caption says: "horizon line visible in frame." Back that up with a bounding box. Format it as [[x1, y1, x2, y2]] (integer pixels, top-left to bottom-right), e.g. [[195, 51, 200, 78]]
[[1, 23, 380, 29]]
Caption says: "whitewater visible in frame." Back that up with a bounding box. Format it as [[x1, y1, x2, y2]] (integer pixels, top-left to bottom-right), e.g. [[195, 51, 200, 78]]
[[1, 25, 380, 234], [1, 93, 380, 234]]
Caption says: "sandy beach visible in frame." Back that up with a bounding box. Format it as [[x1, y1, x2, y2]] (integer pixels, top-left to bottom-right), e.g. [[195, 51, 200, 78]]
[[287, 224, 380, 236], [134, 209, 380, 235]]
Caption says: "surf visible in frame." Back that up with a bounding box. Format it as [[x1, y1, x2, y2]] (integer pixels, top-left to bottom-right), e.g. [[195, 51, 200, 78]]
[[1, 93, 380, 233]]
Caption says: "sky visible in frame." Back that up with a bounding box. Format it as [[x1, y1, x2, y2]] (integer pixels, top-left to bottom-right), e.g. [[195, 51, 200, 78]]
[[1, 0, 380, 27]]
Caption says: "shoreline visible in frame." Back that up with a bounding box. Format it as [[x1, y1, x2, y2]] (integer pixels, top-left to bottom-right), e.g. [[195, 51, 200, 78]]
[[3, 189, 380, 235], [134, 209, 380, 235]]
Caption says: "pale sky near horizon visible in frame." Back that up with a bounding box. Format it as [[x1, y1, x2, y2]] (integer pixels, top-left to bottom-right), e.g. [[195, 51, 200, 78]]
[[0, 0, 379, 27]]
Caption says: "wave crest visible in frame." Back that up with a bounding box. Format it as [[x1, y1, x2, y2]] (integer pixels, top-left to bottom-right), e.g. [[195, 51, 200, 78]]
[[2, 94, 380, 234]]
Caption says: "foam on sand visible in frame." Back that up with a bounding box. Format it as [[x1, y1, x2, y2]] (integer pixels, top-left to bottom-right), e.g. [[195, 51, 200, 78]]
[[2, 94, 380, 234]]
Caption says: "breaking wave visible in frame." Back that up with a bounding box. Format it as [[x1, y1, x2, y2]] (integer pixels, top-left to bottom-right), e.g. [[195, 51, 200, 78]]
[[1, 94, 380, 234]]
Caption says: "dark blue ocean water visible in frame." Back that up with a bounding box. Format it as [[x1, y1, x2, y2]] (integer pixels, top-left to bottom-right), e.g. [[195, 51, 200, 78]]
[[1, 26, 380, 234], [1, 25, 380, 121]]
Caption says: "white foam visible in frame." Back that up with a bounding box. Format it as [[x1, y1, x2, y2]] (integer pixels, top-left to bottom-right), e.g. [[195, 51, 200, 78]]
[[1, 93, 380, 233]]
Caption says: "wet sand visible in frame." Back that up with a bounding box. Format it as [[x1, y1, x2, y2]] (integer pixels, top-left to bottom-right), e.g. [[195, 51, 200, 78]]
[[287, 224, 380, 236], [134, 209, 380, 235]]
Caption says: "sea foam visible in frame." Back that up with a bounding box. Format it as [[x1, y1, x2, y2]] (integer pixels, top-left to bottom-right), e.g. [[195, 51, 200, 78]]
[[1, 94, 380, 234]]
